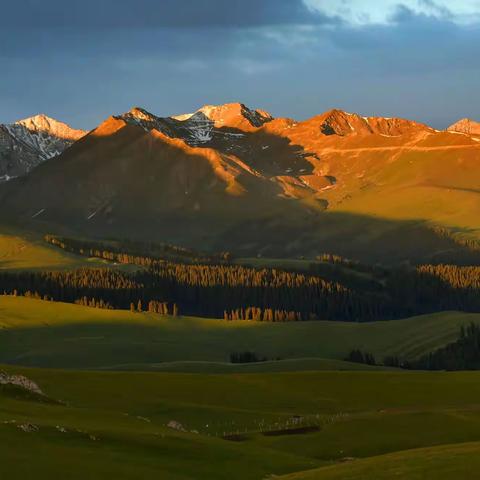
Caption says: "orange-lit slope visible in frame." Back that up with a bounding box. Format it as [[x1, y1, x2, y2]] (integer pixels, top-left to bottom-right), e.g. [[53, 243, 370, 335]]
[[2, 105, 480, 262]]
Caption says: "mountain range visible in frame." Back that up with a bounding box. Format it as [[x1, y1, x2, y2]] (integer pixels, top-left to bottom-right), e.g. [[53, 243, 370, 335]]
[[1, 103, 479, 263]]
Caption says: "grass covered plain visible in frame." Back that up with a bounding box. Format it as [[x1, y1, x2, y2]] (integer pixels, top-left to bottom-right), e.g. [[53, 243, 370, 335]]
[[277, 442, 480, 480], [1, 281, 480, 478], [3, 366, 480, 479], [1, 296, 480, 369]]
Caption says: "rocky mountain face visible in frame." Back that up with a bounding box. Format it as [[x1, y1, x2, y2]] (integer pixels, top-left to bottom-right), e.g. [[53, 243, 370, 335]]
[[448, 118, 480, 136], [1, 103, 479, 263], [308, 109, 432, 137], [118, 103, 274, 147], [0, 114, 86, 181]]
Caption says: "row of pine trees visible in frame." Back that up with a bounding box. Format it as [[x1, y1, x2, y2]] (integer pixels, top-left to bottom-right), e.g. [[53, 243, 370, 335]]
[[1, 235, 479, 323]]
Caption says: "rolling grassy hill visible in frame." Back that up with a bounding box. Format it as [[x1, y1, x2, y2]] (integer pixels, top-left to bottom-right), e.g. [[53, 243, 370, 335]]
[[278, 443, 480, 480], [0, 296, 479, 370], [3, 365, 480, 479], [0, 230, 143, 272], [0, 231, 85, 270]]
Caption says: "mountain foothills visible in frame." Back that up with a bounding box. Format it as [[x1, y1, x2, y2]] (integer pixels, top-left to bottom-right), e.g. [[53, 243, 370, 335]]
[[0, 115, 86, 181], [0, 103, 479, 263]]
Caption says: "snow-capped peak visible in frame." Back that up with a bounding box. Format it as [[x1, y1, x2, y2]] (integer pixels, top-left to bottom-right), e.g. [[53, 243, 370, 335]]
[[118, 107, 170, 134], [0, 114, 87, 182], [116, 103, 273, 148], [125, 107, 159, 124], [173, 103, 273, 129], [5, 114, 86, 162], [16, 114, 86, 141]]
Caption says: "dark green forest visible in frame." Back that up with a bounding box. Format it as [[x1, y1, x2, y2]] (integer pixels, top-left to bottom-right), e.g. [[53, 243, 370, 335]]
[[347, 324, 480, 371], [0, 235, 479, 323], [413, 323, 480, 370]]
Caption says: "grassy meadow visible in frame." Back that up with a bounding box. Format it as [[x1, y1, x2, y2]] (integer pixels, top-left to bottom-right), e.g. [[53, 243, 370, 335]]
[[0, 230, 140, 272], [278, 442, 480, 480], [1, 232, 480, 479], [3, 365, 480, 479], [0, 231, 81, 270], [0, 296, 479, 369]]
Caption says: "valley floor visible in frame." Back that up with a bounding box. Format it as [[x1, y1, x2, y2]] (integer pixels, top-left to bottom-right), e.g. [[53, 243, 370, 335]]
[[1, 297, 480, 478]]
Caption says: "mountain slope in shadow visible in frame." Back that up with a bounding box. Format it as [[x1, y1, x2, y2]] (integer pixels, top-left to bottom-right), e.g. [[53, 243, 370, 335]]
[[1, 104, 479, 263]]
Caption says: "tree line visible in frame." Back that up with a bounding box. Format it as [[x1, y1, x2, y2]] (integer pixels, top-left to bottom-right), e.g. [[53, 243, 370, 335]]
[[0, 265, 379, 321], [412, 323, 480, 370], [0, 235, 478, 323], [346, 324, 480, 371], [44, 234, 230, 265]]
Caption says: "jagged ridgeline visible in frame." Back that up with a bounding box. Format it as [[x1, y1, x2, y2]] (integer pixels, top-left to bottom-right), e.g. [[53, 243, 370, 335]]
[[1, 235, 480, 322], [1, 104, 480, 263]]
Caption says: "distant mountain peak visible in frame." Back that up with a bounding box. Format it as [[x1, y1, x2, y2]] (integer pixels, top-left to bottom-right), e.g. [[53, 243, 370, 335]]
[[174, 103, 274, 130], [0, 114, 87, 181], [117, 107, 171, 136], [313, 109, 431, 137], [448, 118, 480, 136], [126, 107, 158, 122], [15, 114, 86, 141], [115, 103, 274, 148]]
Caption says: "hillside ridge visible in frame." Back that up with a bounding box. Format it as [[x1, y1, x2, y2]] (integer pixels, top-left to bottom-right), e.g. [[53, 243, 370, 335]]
[[1, 103, 480, 262]]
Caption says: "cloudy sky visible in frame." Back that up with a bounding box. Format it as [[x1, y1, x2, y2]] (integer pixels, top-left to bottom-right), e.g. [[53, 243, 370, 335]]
[[1, 0, 479, 129]]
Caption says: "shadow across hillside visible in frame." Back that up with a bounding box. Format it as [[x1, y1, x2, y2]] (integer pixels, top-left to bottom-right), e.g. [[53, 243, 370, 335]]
[[0, 121, 297, 234], [215, 210, 480, 265], [0, 119, 479, 265], [158, 111, 316, 176]]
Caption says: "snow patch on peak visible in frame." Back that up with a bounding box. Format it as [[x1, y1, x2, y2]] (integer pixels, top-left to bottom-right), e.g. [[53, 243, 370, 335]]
[[199, 103, 273, 128], [5, 114, 86, 161], [118, 107, 175, 136], [126, 107, 158, 123], [0, 115, 87, 180], [16, 114, 86, 141], [119, 107, 213, 146], [118, 102, 273, 147], [172, 112, 194, 122], [174, 103, 273, 130]]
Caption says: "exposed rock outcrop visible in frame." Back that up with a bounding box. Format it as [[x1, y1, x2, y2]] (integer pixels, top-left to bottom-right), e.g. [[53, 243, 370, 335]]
[[0, 371, 44, 396]]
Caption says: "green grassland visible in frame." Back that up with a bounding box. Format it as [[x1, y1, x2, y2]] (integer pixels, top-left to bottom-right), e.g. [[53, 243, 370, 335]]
[[1, 251, 480, 479], [0, 230, 139, 271], [1, 118, 480, 479], [278, 442, 480, 480], [3, 365, 480, 479], [0, 231, 81, 270], [1, 296, 479, 369], [101, 358, 389, 373]]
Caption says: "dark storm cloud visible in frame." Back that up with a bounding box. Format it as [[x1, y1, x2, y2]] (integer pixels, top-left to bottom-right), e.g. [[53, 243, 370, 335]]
[[325, 15, 480, 75], [0, 1, 478, 130], [1, 0, 334, 28]]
